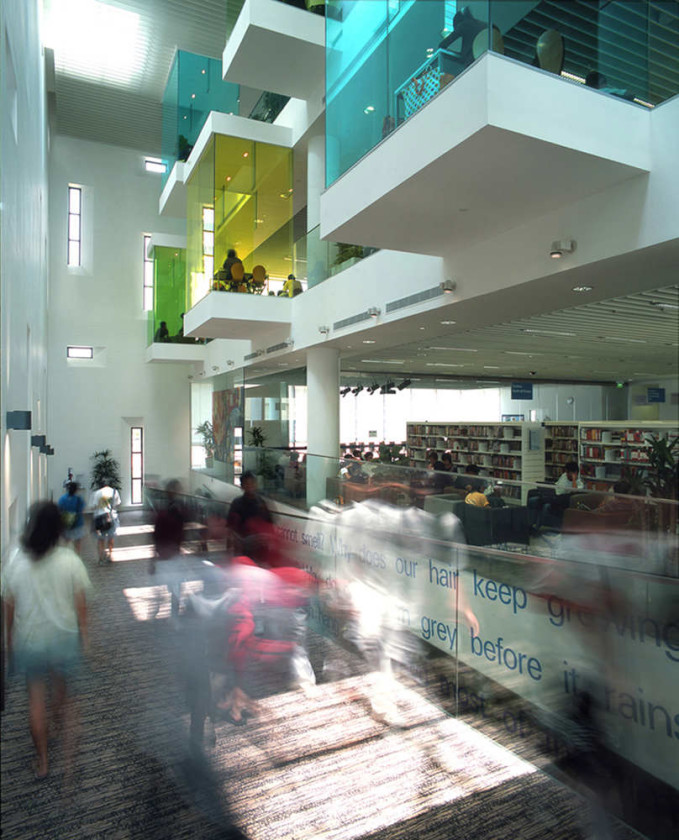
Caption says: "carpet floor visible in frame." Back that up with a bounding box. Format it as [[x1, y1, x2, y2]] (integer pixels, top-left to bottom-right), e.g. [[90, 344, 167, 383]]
[[1, 511, 645, 840]]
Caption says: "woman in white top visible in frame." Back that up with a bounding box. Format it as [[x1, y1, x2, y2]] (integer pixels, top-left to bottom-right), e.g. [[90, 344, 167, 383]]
[[2, 501, 90, 779]]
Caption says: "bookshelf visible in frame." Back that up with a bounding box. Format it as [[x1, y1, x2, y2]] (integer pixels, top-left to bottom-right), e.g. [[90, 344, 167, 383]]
[[406, 421, 544, 503], [578, 421, 678, 491], [544, 423, 579, 481]]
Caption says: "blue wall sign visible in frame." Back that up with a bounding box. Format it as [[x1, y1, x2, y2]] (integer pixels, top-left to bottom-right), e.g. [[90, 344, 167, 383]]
[[647, 388, 666, 403], [511, 382, 533, 400]]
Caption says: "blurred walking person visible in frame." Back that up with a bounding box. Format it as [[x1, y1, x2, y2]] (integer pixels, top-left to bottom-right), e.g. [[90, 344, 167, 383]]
[[57, 481, 86, 556], [2, 502, 91, 780], [150, 479, 187, 619]]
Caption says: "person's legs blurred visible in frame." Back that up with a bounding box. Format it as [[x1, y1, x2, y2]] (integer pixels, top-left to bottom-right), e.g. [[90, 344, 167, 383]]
[[27, 678, 49, 777]]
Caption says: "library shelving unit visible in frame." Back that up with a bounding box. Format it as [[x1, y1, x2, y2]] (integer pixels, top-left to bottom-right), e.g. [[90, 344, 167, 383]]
[[544, 423, 579, 481], [578, 421, 678, 490], [406, 421, 545, 503]]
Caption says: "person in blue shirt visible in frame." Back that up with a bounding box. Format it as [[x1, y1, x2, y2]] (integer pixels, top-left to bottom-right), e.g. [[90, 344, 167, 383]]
[[57, 482, 86, 556]]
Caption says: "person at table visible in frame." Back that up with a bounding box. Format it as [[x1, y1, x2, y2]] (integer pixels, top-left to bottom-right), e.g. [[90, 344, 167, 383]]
[[433, 452, 455, 492], [427, 450, 445, 471], [555, 461, 585, 495], [222, 249, 243, 281], [438, 6, 487, 68]]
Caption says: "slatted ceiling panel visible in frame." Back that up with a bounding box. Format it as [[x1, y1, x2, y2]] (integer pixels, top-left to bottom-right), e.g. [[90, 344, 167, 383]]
[[344, 286, 679, 383], [50, 0, 237, 152]]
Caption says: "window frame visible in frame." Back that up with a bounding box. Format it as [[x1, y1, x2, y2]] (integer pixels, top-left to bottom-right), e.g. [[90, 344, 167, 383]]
[[67, 185, 82, 267]]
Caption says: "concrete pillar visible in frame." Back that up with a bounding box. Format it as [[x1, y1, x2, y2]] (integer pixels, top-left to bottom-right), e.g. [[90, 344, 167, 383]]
[[306, 346, 339, 507]]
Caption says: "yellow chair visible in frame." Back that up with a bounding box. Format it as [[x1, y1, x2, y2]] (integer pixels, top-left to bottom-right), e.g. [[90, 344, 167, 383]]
[[536, 29, 564, 75], [251, 265, 266, 294], [230, 261, 246, 292], [472, 26, 504, 61]]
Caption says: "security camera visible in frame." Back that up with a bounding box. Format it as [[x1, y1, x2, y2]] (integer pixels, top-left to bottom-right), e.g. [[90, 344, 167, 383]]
[[529, 371, 537, 376]]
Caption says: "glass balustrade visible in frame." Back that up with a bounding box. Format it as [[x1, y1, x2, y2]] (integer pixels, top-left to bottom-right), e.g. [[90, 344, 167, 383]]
[[292, 224, 379, 289], [144, 459, 677, 835], [161, 51, 240, 188], [326, 0, 679, 185]]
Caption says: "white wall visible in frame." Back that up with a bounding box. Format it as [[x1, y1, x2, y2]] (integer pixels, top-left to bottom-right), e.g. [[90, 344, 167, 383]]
[[1, 0, 49, 551], [628, 376, 679, 423], [47, 137, 189, 505]]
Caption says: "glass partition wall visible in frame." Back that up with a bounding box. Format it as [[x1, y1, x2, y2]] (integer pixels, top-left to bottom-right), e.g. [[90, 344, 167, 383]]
[[326, 0, 679, 185], [162, 51, 240, 187], [186, 135, 295, 306], [146, 246, 187, 345]]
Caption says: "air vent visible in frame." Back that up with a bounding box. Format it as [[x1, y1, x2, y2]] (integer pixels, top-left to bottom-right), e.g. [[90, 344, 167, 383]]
[[244, 351, 260, 361], [386, 285, 443, 313], [266, 341, 289, 354], [333, 311, 374, 330]]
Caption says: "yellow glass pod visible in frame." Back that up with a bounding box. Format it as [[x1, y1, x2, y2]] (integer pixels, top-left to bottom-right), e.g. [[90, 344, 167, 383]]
[[187, 135, 294, 307]]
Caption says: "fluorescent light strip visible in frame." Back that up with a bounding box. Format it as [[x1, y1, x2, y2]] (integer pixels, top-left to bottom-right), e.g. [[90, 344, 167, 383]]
[[426, 347, 478, 352], [360, 359, 405, 364], [602, 336, 647, 344], [522, 329, 576, 336], [426, 363, 465, 368]]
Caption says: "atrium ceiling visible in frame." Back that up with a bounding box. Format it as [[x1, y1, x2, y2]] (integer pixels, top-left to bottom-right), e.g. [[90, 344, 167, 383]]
[[43, 0, 245, 151]]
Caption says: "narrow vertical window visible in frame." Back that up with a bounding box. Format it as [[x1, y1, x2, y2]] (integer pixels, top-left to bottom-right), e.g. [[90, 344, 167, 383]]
[[143, 234, 153, 311], [202, 207, 214, 283], [67, 186, 82, 266], [131, 426, 143, 505]]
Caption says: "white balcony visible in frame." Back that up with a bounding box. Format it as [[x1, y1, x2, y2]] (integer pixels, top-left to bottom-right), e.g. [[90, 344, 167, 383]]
[[321, 53, 651, 256], [159, 161, 188, 218], [145, 343, 207, 364], [184, 291, 293, 341], [223, 0, 325, 100]]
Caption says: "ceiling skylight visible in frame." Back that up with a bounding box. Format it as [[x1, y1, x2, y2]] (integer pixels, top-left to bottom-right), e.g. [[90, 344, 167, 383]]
[[44, 0, 146, 88]]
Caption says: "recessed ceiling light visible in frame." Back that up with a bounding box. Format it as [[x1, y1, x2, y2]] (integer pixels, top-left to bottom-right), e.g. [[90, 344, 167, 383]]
[[419, 327, 426, 330], [572, 285, 593, 292], [364, 105, 375, 113], [242, 151, 249, 158], [362, 340, 376, 344], [440, 320, 456, 325], [483, 365, 500, 369]]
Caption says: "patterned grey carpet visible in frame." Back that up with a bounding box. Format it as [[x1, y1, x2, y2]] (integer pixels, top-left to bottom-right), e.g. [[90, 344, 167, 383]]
[[1, 512, 645, 840]]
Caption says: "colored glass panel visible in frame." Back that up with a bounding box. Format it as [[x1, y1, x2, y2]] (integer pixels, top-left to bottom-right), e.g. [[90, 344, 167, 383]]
[[148, 245, 187, 345], [186, 135, 294, 306], [161, 50, 240, 187], [326, 1, 678, 184]]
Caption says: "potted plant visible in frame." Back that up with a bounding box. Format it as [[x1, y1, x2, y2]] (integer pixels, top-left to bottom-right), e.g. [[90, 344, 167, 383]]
[[90, 449, 122, 491], [195, 420, 215, 468]]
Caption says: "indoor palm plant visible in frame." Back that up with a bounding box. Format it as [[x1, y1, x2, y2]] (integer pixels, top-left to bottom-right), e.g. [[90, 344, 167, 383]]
[[195, 420, 215, 468], [90, 449, 122, 491]]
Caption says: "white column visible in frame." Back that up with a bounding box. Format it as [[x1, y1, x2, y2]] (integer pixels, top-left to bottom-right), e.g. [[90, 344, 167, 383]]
[[306, 130, 325, 231], [306, 346, 339, 507]]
